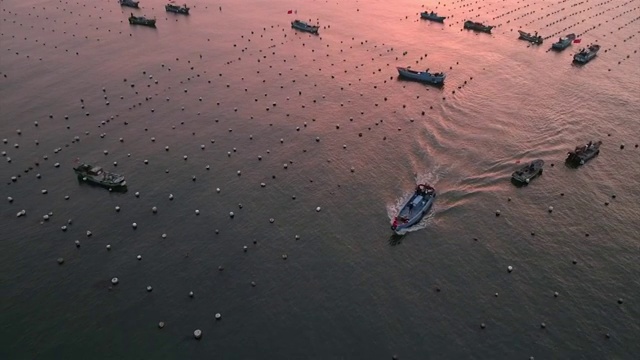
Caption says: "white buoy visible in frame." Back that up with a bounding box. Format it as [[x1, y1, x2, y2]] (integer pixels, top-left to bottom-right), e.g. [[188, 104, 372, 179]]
[[194, 329, 202, 339], [61, 225, 67, 231], [189, 291, 194, 298], [146, 286, 153, 292], [135, 192, 140, 197], [495, 210, 501, 216], [115, 206, 121, 212], [316, 207, 321, 212], [169, 194, 174, 200], [86, 230, 92, 237], [137, 255, 142, 260], [111, 277, 119, 285], [216, 188, 221, 193], [158, 322, 165, 328], [243, 245, 248, 252], [548, 206, 554, 213], [75, 240, 81, 248], [152, 207, 158, 213], [229, 212, 234, 218], [215, 313, 221, 320], [195, 210, 200, 215], [161, 233, 167, 239], [106, 244, 111, 250], [507, 266, 513, 273], [132, 223, 138, 229]]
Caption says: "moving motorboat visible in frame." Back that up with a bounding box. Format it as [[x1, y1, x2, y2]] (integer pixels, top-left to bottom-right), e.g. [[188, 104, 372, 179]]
[[511, 159, 544, 185], [566, 141, 602, 166], [391, 184, 436, 234], [420, 11, 446, 22], [463, 20, 494, 33], [396, 66, 446, 85], [573, 44, 600, 64], [291, 20, 319, 34], [518, 30, 543, 45]]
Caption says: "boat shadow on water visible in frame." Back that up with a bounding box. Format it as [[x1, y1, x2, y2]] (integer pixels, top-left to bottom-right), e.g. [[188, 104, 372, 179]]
[[387, 233, 405, 246], [76, 177, 128, 193]]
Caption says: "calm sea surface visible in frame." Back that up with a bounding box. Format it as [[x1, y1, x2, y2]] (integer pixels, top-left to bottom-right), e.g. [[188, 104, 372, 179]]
[[1, 0, 639, 358]]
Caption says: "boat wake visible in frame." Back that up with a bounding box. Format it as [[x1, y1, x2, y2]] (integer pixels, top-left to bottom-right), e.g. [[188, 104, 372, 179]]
[[386, 167, 443, 235]]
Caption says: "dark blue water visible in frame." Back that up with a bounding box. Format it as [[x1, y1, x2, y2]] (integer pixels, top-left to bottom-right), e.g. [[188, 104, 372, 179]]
[[1, 0, 639, 358]]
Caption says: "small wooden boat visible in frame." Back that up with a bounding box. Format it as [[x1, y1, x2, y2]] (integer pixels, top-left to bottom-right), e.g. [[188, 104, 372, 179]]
[[551, 33, 576, 51], [518, 30, 543, 45], [397, 66, 446, 86], [566, 141, 601, 166], [119, 0, 139, 8], [165, 3, 189, 14], [73, 163, 127, 190], [511, 159, 544, 185], [391, 184, 436, 234], [463, 20, 494, 33], [291, 20, 319, 35], [129, 13, 156, 27], [420, 11, 446, 23], [573, 44, 600, 64]]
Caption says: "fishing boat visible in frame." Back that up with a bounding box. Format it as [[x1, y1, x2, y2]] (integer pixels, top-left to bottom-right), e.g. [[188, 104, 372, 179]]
[[73, 163, 127, 190], [420, 11, 446, 23], [566, 141, 601, 166], [511, 159, 544, 185], [551, 33, 576, 51], [391, 184, 436, 234], [165, 3, 189, 14], [518, 30, 543, 45], [396, 66, 446, 85], [573, 44, 600, 64], [119, 0, 139, 8], [291, 20, 319, 35], [463, 20, 494, 33], [129, 13, 156, 27]]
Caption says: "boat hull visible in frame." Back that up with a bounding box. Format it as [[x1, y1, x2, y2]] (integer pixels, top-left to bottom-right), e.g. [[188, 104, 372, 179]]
[[566, 141, 601, 166], [551, 34, 575, 50], [391, 186, 436, 234], [511, 159, 544, 185], [397, 67, 445, 85], [464, 21, 493, 33], [291, 20, 319, 35], [73, 165, 127, 191], [420, 12, 445, 22], [166, 5, 189, 14], [518, 31, 543, 44]]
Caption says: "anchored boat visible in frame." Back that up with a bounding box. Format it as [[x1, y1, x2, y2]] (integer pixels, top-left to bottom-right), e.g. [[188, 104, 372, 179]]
[[129, 13, 156, 27], [566, 141, 602, 166], [518, 30, 543, 45], [511, 159, 544, 185], [420, 11, 446, 23], [291, 20, 319, 35], [397, 66, 446, 86], [551, 33, 576, 51], [73, 163, 127, 190], [463, 20, 494, 33], [165, 3, 189, 14], [573, 44, 600, 64], [119, 0, 139, 8], [391, 184, 436, 234]]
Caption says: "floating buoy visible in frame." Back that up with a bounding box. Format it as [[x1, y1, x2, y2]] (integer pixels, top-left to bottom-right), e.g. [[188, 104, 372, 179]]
[[111, 277, 119, 285], [194, 329, 202, 339], [158, 322, 165, 329], [189, 291, 194, 298], [152, 207, 158, 213], [229, 212, 234, 218], [57, 257, 64, 265], [137, 255, 142, 260], [554, 292, 559, 297], [215, 313, 221, 320], [195, 210, 200, 215], [146, 286, 153, 292], [115, 206, 121, 212], [507, 266, 513, 273], [548, 206, 554, 212], [495, 210, 501, 216], [106, 245, 111, 250], [316, 207, 321, 212], [132, 223, 137, 229]]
